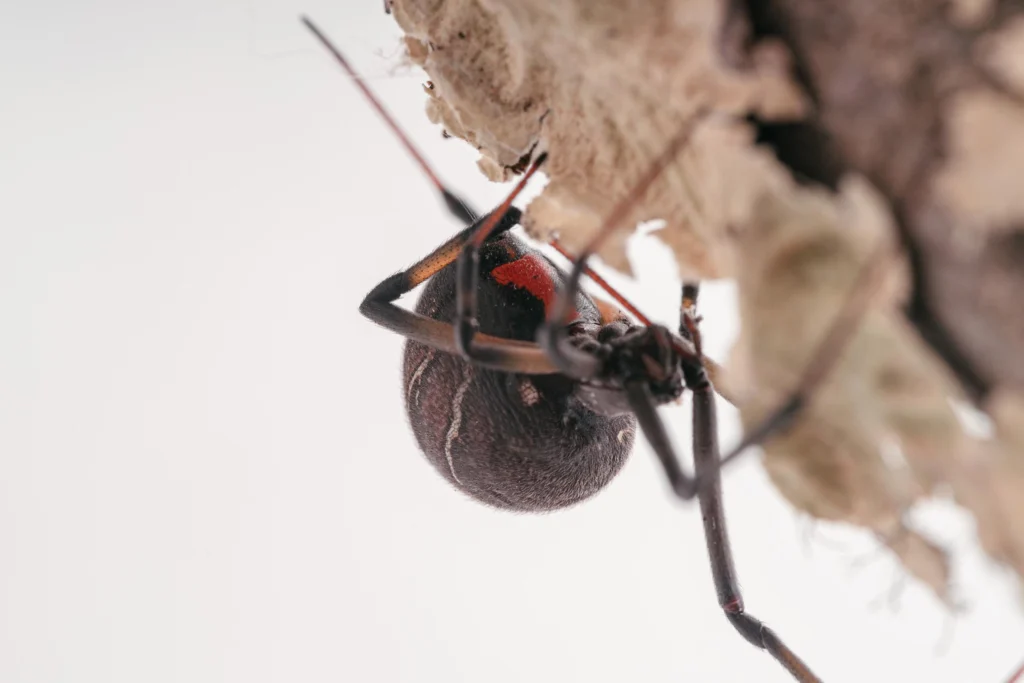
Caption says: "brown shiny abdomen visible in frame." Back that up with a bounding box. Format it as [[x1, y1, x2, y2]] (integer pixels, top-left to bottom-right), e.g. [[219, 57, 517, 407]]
[[401, 234, 636, 511]]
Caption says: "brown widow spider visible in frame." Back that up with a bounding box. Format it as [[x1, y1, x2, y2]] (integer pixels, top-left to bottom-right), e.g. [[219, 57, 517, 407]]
[[303, 16, 892, 683]]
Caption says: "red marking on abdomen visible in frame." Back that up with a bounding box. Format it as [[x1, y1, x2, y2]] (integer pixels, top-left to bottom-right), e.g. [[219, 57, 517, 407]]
[[491, 254, 579, 320]]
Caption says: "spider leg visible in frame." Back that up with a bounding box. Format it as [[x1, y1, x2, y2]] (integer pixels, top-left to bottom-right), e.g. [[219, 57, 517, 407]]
[[681, 282, 700, 325], [676, 282, 738, 407], [624, 380, 820, 681], [359, 207, 560, 375], [622, 283, 722, 499], [628, 286, 821, 681], [1004, 657, 1024, 683], [691, 383, 822, 683], [626, 382, 698, 499], [302, 16, 478, 226]]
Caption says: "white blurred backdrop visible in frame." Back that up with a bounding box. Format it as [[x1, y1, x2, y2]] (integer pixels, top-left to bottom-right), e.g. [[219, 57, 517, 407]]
[[3, 2, 1023, 682]]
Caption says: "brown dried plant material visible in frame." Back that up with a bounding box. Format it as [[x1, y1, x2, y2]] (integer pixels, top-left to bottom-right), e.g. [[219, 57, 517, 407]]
[[946, 0, 996, 29], [952, 393, 1024, 580], [932, 90, 1024, 236], [391, 0, 807, 274], [753, 0, 1024, 396], [386, 0, 1024, 600], [976, 16, 1024, 98], [728, 177, 963, 600]]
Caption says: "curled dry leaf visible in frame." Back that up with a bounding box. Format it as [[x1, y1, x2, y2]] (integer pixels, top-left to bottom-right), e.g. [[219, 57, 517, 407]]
[[387, 0, 1024, 601]]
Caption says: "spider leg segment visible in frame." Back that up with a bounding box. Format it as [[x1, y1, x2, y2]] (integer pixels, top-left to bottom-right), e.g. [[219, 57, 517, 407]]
[[453, 154, 557, 361], [301, 16, 478, 226], [549, 238, 653, 326], [681, 282, 700, 322], [629, 290, 822, 683], [692, 379, 822, 683], [1004, 657, 1024, 683], [359, 206, 560, 375]]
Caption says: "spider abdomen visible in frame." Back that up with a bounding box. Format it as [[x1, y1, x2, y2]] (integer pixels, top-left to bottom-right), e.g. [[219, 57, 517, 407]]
[[401, 234, 636, 511]]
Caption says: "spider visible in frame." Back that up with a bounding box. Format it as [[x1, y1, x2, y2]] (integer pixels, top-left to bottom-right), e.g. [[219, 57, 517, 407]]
[[303, 16, 890, 683]]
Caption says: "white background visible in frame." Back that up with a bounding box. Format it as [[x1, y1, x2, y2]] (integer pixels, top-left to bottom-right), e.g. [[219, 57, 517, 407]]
[[3, 2, 1024, 682]]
